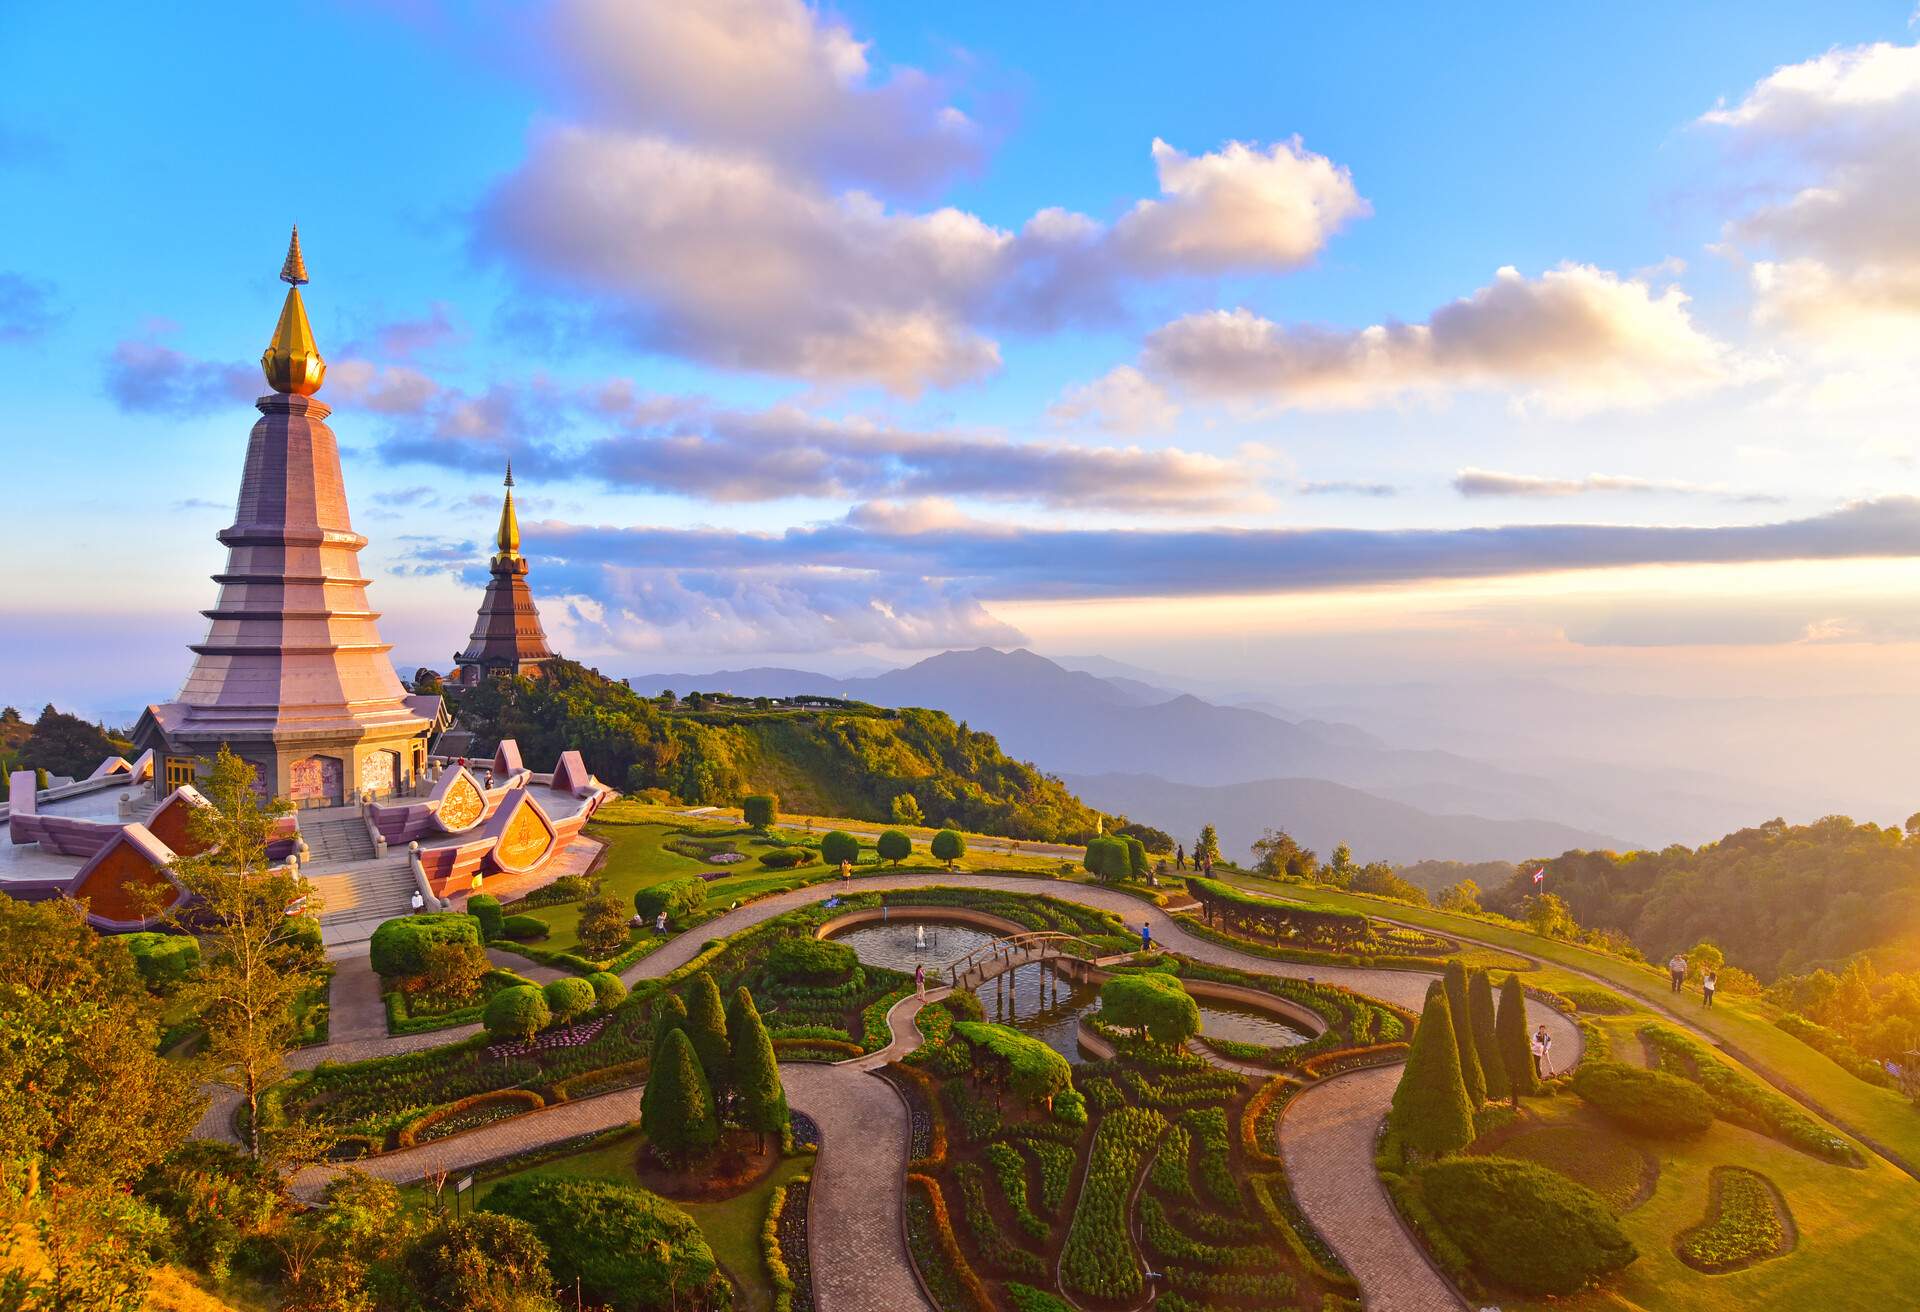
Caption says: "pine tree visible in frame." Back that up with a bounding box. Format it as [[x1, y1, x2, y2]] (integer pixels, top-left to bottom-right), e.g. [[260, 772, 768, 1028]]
[[728, 987, 788, 1154], [641, 1027, 718, 1163], [685, 972, 732, 1101], [1467, 968, 1509, 1101], [652, 992, 688, 1051], [1442, 960, 1487, 1107], [1388, 981, 1475, 1160], [1496, 972, 1538, 1106]]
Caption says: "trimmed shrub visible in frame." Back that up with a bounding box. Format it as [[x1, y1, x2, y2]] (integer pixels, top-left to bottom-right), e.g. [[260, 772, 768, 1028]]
[[930, 828, 966, 869], [121, 931, 200, 990], [1388, 983, 1474, 1160], [876, 829, 912, 866], [1571, 1061, 1715, 1136], [728, 987, 788, 1151], [1443, 960, 1487, 1107], [1122, 834, 1149, 879], [575, 893, 630, 961], [370, 913, 480, 979], [742, 793, 777, 830], [586, 971, 627, 1010], [1496, 972, 1538, 1102], [952, 1021, 1071, 1107], [764, 936, 857, 984], [1421, 1156, 1637, 1295], [500, 913, 549, 941], [1083, 835, 1130, 881], [652, 992, 688, 1049], [685, 972, 731, 1095], [1467, 967, 1508, 1101], [404, 1212, 551, 1312], [759, 848, 813, 869], [544, 977, 597, 1026], [633, 878, 706, 923], [1099, 972, 1201, 1047], [480, 1176, 722, 1310], [483, 984, 550, 1041], [642, 1027, 719, 1160], [820, 830, 860, 867], [466, 893, 504, 942]]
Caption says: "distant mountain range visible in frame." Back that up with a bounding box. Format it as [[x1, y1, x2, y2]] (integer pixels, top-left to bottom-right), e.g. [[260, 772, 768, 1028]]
[[630, 647, 1633, 864]]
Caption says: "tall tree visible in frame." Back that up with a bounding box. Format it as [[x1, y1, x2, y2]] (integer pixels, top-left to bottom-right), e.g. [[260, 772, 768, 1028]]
[[1467, 968, 1509, 1101], [1495, 972, 1538, 1106], [1193, 824, 1222, 868], [20, 703, 120, 779], [641, 1028, 719, 1164], [684, 973, 731, 1099], [652, 992, 689, 1050], [1441, 960, 1487, 1107], [727, 988, 788, 1154], [0, 895, 203, 1306], [167, 747, 326, 1163], [1387, 982, 1475, 1160]]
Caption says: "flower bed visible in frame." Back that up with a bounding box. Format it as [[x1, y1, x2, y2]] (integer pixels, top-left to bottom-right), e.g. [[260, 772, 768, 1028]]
[[788, 1110, 821, 1151], [1676, 1166, 1793, 1272], [1300, 1042, 1409, 1079], [771, 1037, 864, 1061], [547, 1058, 649, 1102], [954, 1161, 1046, 1276], [905, 1173, 993, 1312], [1059, 1105, 1166, 1301], [1250, 1172, 1354, 1289], [772, 1174, 816, 1312], [878, 1064, 941, 1164], [1239, 1074, 1296, 1167], [485, 1015, 610, 1060], [397, 1089, 545, 1147], [983, 1142, 1049, 1241], [1181, 1106, 1238, 1207]]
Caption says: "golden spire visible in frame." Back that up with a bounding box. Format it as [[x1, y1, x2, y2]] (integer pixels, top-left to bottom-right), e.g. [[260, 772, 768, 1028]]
[[495, 462, 521, 556], [261, 226, 325, 395]]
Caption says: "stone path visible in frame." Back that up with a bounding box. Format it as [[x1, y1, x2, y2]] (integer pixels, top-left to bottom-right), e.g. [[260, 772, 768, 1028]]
[[1279, 1066, 1470, 1312], [486, 947, 571, 984]]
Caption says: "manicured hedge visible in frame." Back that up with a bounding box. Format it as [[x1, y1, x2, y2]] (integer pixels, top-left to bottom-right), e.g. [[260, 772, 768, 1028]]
[[1421, 1156, 1636, 1295], [759, 848, 814, 869], [480, 1176, 724, 1311], [586, 971, 627, 1009], [764, 936, 857, 984], [1061, 1105, 1166, 1300], [466, 894, 504, 942], [483, 984, 550, 1041], [544, 977, 597, 1025], [1099, 972, 1200, 1047], [397, 1089, 544, 1147], [500, 913, 549, 941], [952, 1021, 1072, 1107], [1570, 1061, 1714, 1136], [1186, 876, 1371, 947], [1640, 1023, 1864, 1165], [120, 931, 200, 989], [370, 913, 481, 979], [634, 878, 706, 923]]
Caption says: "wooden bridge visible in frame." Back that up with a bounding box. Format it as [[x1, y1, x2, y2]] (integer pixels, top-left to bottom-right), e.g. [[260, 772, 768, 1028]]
[[944, 931, 1120, 991]]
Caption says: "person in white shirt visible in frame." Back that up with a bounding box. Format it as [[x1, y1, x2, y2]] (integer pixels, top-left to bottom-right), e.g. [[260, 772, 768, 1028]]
[[1530, 1026, 1551, 1079]]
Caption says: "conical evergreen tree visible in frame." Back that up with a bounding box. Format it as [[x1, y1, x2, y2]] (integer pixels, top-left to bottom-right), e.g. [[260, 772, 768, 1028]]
[[1388, 981, 1475, 1160], [1442, 960, 1486, 1107], [1495, 972, 1538, 1106], [641, 1026, 718, 1163], [728, 987, 788, 1154], [1467, 967, 1508, 1101], [652, 992, 688, 1051], [686, 972, 732, 1100]]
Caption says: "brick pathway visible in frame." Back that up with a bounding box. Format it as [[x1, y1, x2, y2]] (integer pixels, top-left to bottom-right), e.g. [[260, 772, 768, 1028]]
[[1280, 1065, 1469, 1312]]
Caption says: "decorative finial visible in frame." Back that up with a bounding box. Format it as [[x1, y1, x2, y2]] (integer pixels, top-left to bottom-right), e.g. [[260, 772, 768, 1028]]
[[280, 225, 309, 286], [262, 229, 325, 394], [505, 459, 514, 489], [496, 467, 521, 557]]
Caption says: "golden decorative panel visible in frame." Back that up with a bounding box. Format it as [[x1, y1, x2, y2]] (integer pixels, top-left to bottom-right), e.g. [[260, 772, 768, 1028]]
[[437, 773, 484, 831], [497, 799, 554, 870]]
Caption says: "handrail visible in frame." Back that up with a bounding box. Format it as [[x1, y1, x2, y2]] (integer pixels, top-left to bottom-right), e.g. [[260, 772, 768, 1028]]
[[943, 930, 1104, 989]]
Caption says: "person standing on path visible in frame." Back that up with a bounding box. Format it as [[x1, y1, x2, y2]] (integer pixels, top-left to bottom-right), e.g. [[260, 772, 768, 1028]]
[[1668, 953, 1687, 993], [1531, 1026, 1550, 1079], [914, 963, 925, 998], [1702, 969, 1718, 1009], [1140, 921, 1153, 953]]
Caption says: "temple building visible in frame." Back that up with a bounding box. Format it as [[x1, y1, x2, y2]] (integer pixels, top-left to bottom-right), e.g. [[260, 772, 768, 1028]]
[[130, 228, 443, 807], [451, 464, 556, 687]]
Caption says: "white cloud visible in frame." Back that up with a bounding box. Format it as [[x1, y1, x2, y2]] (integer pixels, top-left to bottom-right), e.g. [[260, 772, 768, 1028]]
[[1703, 40, 1920, 346], [1048, 365, 1180, 433], [549, 0, 983, 193], [1141, 264, 1748, 410], [327, 360, 441, 414], [1111, 138, 1368, 273], [1453, 468, 1784, 503]]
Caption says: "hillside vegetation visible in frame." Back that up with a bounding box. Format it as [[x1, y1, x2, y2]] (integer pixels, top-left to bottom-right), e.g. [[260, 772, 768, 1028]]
[[454, 659, 1105, 842]]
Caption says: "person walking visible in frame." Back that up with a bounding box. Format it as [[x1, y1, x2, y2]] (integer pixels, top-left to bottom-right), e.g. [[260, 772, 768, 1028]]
[[914, 963, 926, 998], [1175, 844, 1186, 871], [655, 910, 668, 935], [1668, 953, 1687, 994], [1702, 969, 1718, 1009], [1530, 1025, 1549, 1079], [1140, 921, 1153, 953]]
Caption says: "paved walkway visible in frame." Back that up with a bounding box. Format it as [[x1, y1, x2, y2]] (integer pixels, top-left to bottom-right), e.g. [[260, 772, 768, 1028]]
[[1280, 1066, 1469, 1312]]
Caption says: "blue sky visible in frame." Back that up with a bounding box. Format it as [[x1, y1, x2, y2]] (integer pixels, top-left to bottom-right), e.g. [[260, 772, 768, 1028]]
[[5, 2, 1920, 720]]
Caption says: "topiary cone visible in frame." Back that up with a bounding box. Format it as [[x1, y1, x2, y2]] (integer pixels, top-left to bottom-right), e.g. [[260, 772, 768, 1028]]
[[1496, 972, 1539, 1105], [1388, 981, 1476, 1160], [1468, 967, 1509, 1101], [1443, 959, 1487, 1107]]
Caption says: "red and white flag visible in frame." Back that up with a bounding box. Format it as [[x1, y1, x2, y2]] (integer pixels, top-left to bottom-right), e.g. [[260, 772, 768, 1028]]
[[1530, 867, 1546, 886]]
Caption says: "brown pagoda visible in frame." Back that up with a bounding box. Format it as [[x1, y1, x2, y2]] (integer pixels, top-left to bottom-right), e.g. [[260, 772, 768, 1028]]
[[133, 229, 442, 806], [452, 464, 556, 687]]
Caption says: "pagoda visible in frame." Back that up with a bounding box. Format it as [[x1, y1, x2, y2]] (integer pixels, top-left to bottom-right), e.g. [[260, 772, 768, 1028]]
[[132, 229, 442, 807], [451, 463, 556, 686]]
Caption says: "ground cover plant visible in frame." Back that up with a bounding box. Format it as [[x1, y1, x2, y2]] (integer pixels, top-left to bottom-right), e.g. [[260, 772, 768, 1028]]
[[1676, 1166, 1793, 1273]]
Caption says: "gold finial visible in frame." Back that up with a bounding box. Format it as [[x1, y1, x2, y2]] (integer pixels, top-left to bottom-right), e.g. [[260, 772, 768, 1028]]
[[496, 465, 521, 556], [280, 225, 308, 286], [261, 228, 325, 394]]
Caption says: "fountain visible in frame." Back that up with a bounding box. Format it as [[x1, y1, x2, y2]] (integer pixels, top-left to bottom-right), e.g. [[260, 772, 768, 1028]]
[[915, 923, 927, 949]]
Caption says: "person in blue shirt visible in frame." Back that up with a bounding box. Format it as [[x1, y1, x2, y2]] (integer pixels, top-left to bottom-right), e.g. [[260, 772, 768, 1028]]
[[1140, 922, 1152, 953]]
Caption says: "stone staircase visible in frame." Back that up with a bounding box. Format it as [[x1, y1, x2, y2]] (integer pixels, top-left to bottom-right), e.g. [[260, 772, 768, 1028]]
[[298, 807, 375, 864], [304, 852, 417, 931]]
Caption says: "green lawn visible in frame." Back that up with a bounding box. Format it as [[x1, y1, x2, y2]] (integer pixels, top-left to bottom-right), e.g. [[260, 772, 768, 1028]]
[[454, 1129, 810, 1312], [1483, 1092, 1920, 1312], [1227, 870, 1920, 1171]]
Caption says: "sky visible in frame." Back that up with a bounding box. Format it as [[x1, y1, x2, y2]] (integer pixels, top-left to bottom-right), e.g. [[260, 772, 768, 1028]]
[[5, 1, 1920, 724]]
